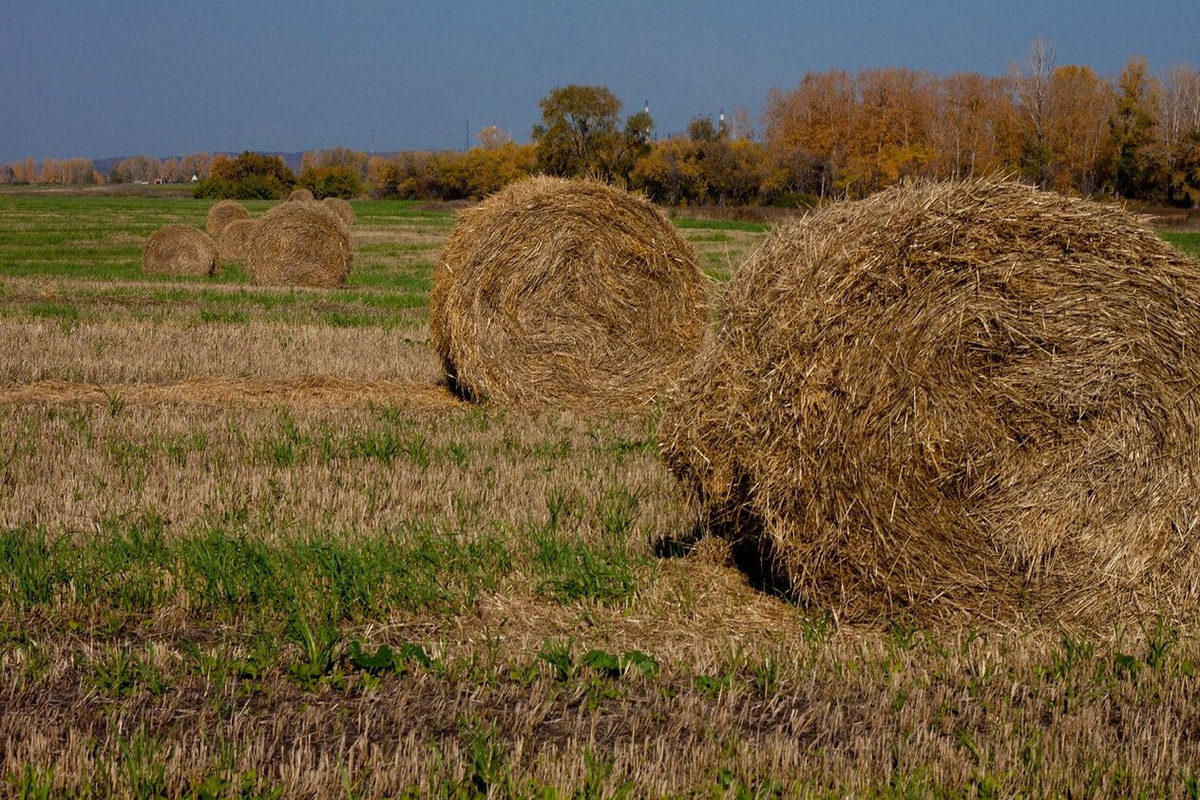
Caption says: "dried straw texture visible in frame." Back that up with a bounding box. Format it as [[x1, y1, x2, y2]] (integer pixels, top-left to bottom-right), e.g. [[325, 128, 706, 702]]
[[430, 176, 708, 409], [321, 196, 356, 226], [246, 202, 352, 288], [204, 199, 250, 237], [217, 217, 257, 262], [288, 187, 315, 203], [142, 225, 219, 277], [661, 178, 1200, 627]]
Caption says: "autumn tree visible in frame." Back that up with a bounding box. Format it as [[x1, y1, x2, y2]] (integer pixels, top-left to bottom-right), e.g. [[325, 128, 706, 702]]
[[181, 152, 211, 181], [1160, 64, 1200, 204], [40, 158, 61, 184], [159, 157, 183, 183], [1044, 65, 1114, 194], [436, 143, 536, 199], [1011, 37, 1057, 186], [109, 156, 161, 183], [196, 151, 294, 199], [320, 148, 369, 176], [476, 125, 511, 150], [934, 72, 1019, 179], [612, 108, 655, 179], [728, 106, 755, 141], [61, 158, 98, 184], [628, 137, 707, 205], [843, 68, 939, 195], [763, 70, 855, 198], [629, 134, 768, 206], [532, 84, 626, 178], [1109, 56, 1162, 198], [687, 115, 720, 142], [295, 149, 368, 198]]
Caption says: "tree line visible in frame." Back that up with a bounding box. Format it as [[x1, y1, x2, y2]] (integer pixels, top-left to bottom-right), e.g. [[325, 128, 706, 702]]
[[3, 46, 1198, 207]]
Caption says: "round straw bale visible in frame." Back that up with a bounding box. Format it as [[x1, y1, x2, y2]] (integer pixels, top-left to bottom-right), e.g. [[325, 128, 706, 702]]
[[288, 187, 315, 203], [660, 177, 1200, 626], [246, 201, 352, 287], [204, 199, 250, 237], [217, 217, 257, 262], [430, 175, 707, 409], [321, 196, 356, 226], [143, 225, 219, 277]]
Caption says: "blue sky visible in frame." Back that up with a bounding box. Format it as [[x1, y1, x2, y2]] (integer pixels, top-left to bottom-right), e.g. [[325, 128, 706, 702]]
[[1, 1, 1196, 161]]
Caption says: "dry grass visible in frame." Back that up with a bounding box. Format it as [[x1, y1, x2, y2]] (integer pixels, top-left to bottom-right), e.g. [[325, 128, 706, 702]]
[[5, 192, 1200, 796], [430, 176, 708, 410], [0, 318, 437, 384], [288, 187, 315, 203], [662, 177, 1200, 628], [141, 225, 218, 277], [0, 377, 463, 410]]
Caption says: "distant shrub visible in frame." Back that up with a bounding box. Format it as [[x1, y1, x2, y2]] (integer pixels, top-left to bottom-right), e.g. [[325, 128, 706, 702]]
[[368, 145, 536, 201], [299, 166, 363, 199], [194, 151, 295, 200], [194, 175, 287, 200]]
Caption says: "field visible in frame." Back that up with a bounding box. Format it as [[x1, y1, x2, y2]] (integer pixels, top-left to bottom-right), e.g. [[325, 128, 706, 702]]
[[2, 193, 1200, 798]]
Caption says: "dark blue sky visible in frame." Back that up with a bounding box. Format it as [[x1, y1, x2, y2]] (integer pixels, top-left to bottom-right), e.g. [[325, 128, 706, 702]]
[[1, 1, 1196, 162]]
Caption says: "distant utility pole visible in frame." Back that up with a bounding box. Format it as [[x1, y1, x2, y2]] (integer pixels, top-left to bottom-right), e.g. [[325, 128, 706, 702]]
[[465, 120, 470, 151]]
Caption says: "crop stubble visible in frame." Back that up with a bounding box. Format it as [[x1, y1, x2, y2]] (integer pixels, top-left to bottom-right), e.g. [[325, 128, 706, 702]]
[[1, 194, 1199, 796]]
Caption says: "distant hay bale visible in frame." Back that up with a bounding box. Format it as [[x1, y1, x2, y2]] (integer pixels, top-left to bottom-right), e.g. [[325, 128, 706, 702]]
[[246, 201, 352, 287], [288, 187, 315, 203], [321, 196, 356, 226], [217, 217, 257, 262], [204, 199, 250, 237], [660, 177, 1200, 626], [430, 175, 708, 409], [143, 225, 219, 277]]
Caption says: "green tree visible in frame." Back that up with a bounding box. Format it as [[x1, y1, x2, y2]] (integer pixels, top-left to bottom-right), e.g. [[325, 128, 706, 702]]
[[532, 84, 624, 178], [1109, 56, 1162, 198]]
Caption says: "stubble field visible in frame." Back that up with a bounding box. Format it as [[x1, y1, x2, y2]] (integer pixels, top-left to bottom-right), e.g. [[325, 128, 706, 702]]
[[2, 192, 1200, 797]]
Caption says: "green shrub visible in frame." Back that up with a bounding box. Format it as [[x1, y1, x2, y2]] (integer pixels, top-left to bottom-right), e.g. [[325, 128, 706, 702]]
[[299, 166, 363, 199]]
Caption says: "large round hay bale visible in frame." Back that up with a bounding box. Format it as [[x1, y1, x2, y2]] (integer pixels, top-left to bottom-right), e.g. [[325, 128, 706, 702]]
[[217, 217, 257, 262], [430, 176, 708, 409], [245, 202, 352, 287], [204, 200, 250, 237], [288, 187, 315, 203], [661, 177, 1200, 626], [143, 225, 219, 277], [321, 196, 355, 226]]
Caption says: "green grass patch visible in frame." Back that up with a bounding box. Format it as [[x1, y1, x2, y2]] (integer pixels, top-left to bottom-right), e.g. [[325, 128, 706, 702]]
[[1162, 231, 1200, 258], [24, 301, 80, 324], [0, 517, 510, 623], [672, 217, 770, 232], [198, 307, 250, 324]]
